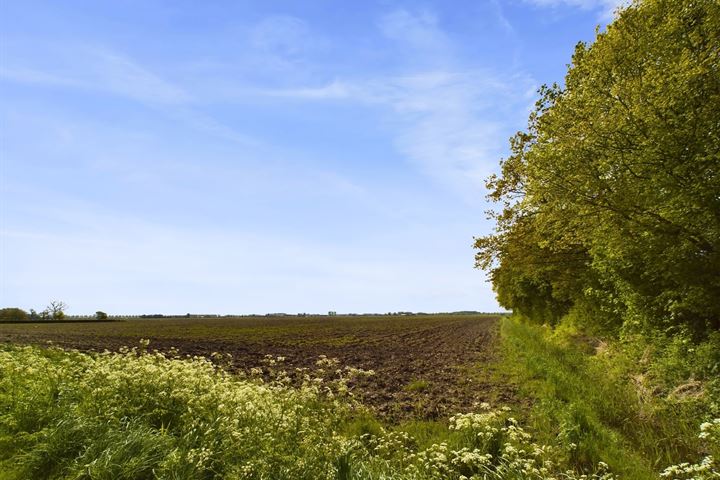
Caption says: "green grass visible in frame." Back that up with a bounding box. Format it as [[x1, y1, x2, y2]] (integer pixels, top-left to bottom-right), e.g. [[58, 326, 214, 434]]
[[0, 344, 354, 480], [404, 379, 431, 393], [497, 316, 720, 479], [0, 342, 652, 480]]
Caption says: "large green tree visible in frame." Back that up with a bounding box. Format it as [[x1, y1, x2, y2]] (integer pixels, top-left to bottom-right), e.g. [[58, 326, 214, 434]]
[[476, 0, 720, 333]]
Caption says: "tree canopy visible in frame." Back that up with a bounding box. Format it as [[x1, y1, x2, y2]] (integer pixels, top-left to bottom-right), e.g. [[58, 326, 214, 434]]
[[476, 0, 720, 334], [0, 308, 29, 322]]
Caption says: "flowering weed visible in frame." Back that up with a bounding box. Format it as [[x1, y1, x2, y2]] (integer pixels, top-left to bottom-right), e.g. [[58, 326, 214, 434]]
[[1, 341, 715, 479]]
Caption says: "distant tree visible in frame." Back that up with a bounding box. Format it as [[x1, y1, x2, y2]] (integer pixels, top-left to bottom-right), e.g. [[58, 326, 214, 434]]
[[46, 301, 68, 320], [95, 311, 108, 320], [0, 308, 29, 322]]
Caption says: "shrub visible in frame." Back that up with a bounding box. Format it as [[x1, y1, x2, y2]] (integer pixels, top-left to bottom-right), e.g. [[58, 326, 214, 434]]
[[0, 307, 29, 322], [0, 344, 355, 479]]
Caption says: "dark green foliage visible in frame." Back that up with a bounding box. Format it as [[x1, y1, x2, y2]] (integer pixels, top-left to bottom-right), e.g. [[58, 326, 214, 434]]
[[476, 0, 720, 334], [0, 308, 29, 322]]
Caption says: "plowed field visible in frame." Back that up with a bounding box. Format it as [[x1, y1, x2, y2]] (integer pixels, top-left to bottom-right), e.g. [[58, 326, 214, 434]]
[[0, 314, 516, 421]]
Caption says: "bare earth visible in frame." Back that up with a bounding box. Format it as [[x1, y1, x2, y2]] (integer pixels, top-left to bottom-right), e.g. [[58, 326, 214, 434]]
[[0, 314, 517, 421]]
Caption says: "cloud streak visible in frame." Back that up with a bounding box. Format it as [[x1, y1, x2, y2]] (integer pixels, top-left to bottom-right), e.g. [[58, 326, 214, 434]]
[[242, 69, 534, 198], [240, 9, 536, 199], [1, 48, 190, 104], [0, 45, 263, 147], [2, 10, 535, 198], [523, 0, 630, 19]]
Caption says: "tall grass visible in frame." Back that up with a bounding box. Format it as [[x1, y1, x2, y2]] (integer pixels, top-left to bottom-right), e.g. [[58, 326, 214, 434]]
[[0, 344, 355, 479], [499, 317, 720, 479], [1, 338, 717, 479]]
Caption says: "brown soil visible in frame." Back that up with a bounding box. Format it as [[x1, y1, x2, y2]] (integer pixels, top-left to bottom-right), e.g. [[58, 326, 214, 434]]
[[0, 315, 517, 422]]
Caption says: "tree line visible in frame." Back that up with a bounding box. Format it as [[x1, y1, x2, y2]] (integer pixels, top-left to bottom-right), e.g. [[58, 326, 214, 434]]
[[0, 302, 108, 322], [475, 0, 719, 335]]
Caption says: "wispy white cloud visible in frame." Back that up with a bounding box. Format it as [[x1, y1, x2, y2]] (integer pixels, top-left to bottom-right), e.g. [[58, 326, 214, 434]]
[[0, 105, 367, 204], [3, 10, 534, 201], [377, 9, 450, 55], [257, 79, 351, 100], [236, 70, 534, 198], [489, 0, 517, 36], [0, 45, 263, 146], [370, 10, 535, 196], [250, 15, 314, 59], [0, 67, 87, 89], [1, 48, 190, 104], [167, 107, 260, 146], [238, 9, 536, 200], [377, 71, 535, 195], [523, 0, 630, 19]]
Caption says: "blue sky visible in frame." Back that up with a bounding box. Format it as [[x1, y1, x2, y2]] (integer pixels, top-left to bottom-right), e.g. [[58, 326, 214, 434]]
[[1, 0, 624, 315]]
